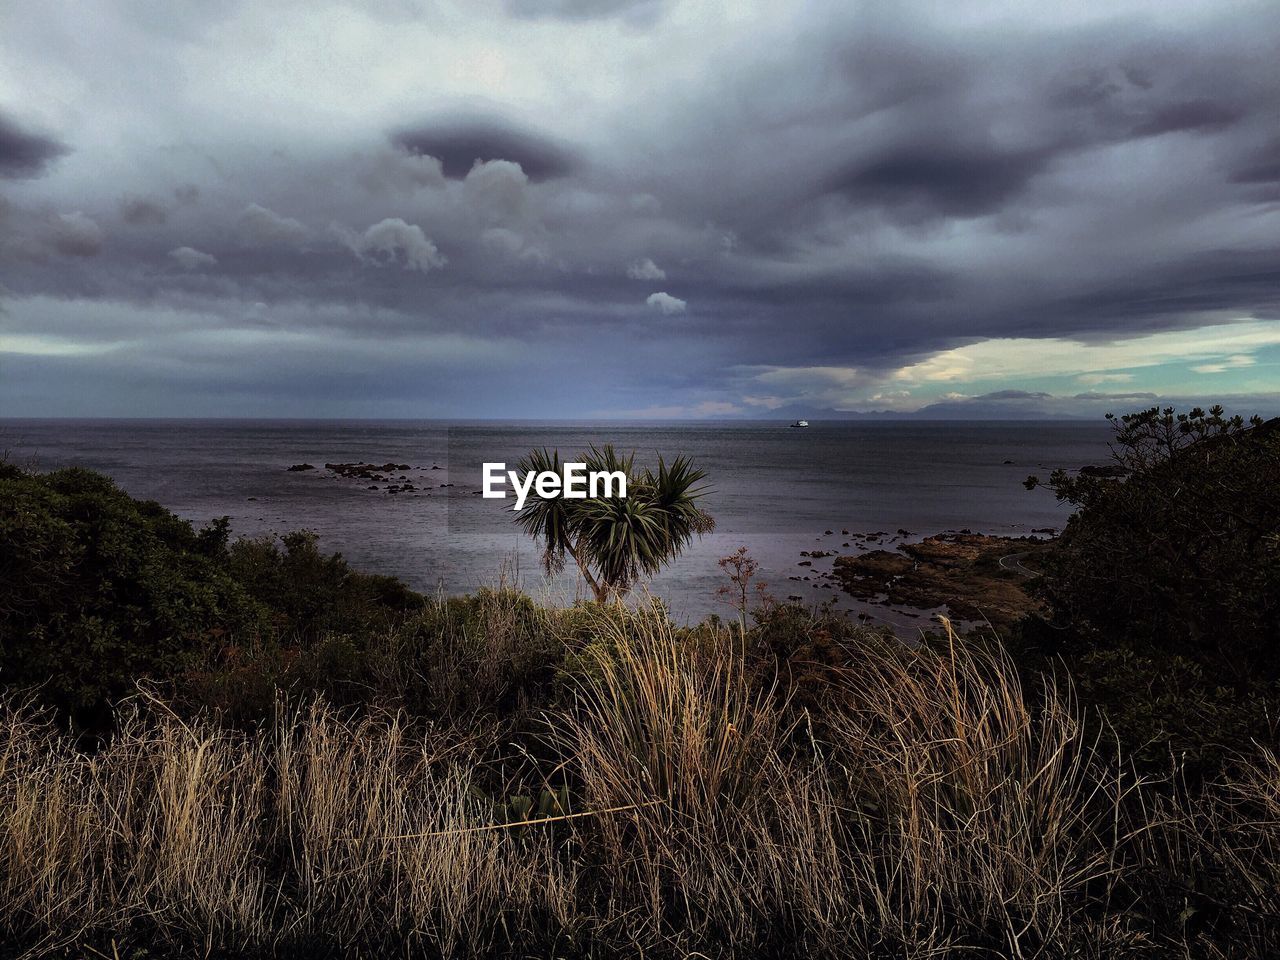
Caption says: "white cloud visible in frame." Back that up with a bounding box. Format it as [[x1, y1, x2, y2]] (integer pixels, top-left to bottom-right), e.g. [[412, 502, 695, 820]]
[[646, 291, 686, 314], [53, 212, 103, 257], [342, 217, 446, 272], [168, 246, 218, 270], [627, 257, 666, 280], [894, 321, 1280, 384], [463, 159, 529, 224], [1078, 372, 1134, 385], [739, 364, 884, 409], [1191, 354, 1256, 374], [238, 203, 309, 248], [751, 365, 865, 390], [480, 227, 549, 264], [741, 394, 788, 410], [0, 334, 111, 357], [358, 147, 446, 194], [595, 399, 744, 418]]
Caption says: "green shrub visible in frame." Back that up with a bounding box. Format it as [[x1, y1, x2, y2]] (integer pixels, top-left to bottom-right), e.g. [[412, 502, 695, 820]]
[[0, 466, 267, 726], [1021, 406, 1280, 777], [1026, 406, 1280, 685], [227, 529, 421, 640], [0, 465, 430, 729]]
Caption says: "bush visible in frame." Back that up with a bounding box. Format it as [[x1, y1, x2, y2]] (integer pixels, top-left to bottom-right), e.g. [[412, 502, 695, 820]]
[[1026, 405, 1280, 685], [0, 465, 426, 729], [1021, 406, 1280, 779], [0, 466, 267, 726]]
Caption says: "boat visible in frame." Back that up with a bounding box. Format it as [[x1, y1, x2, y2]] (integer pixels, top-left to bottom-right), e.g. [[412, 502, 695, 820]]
[[790, 420, 809, 428]]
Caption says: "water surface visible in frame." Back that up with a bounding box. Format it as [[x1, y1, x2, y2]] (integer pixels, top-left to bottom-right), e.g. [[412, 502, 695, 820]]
[[2, 419, 1111, 630]]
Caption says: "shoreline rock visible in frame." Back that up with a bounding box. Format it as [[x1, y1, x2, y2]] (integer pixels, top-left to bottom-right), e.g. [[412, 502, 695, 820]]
[[831, 532, 1052, 629]]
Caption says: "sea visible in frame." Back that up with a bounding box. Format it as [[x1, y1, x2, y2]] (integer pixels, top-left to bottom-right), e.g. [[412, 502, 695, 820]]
[[0, 419, 1112, 633]]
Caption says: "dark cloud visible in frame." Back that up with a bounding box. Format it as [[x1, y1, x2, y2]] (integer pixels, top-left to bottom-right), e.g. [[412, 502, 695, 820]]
[[797, 20, 1274, 226], [120, 194, 168, 226], [0, 112, 68, 178], [168, 246, 217, 270], [2, 1, 1278, 419], [1130, 98, 1244, 137], [390, 118, 580, 180], [1046, 249, 1280, 333], [1231, 139, 1280, 184], [52, 212, 104, 257], [824, 143, 1052, 219], [237, 203, 309, 248]]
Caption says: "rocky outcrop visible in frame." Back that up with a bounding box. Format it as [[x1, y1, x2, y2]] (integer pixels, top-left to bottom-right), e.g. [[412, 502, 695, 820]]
[[832, 532, 1051, 629]]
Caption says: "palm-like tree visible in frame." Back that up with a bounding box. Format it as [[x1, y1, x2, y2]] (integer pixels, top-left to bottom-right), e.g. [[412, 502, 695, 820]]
[[513, 445, 714, 602]]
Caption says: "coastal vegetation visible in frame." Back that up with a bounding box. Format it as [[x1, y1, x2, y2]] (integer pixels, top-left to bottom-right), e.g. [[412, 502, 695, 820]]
[[0, 407, 1277, 957], [513, 445, 714, 602], [1019, 405, 1280, 778]]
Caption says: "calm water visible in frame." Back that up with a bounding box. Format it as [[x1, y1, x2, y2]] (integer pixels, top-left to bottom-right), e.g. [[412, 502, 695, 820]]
[[1, 419, 1111, 631]]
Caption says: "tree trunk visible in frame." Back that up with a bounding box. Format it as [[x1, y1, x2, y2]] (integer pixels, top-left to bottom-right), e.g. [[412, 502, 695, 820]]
[[565, 540, 609, 603]]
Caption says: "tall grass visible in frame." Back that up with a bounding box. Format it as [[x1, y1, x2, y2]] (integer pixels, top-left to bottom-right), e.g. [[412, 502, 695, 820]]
[[0, 606, 1276, 957]]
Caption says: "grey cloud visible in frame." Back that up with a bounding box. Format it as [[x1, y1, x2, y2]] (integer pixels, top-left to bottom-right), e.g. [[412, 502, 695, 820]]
[[824, 143, 1051, 219], [2, 1, 1278, 419], [975, 390, 1052, 401], [1231, 139, 1280, 184], [237, 203, 309, 248], [169, 246, 217, 270], [52, 212, 104, 257], [357, 146, 446, 194], [504, 0, 664, 24], [391, 117, 579, 180], [463, 159, 531, 224], [340, 217, 446, 272], [798, 22, 1274, 224], [646, 291, 686, 314], [1072, 391, 1160, 401], [627, 258, 665, 280], [481, 227, 549, 264], [120, 194, 168, 226], [0, 112, 68, 178], [1130, 98, 1244, 137]]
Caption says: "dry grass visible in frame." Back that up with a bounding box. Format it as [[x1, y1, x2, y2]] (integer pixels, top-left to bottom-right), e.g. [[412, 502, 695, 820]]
[[0, 609, 1276, 958]]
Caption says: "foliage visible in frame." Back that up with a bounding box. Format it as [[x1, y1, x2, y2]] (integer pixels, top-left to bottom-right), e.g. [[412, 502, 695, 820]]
[[0, 465, 266, 726], [10, 614, 1278, 958], [1025, 405, 1280, 685], [0, 464, 424, 728], [227, 529, 420, 639], [513, 445, 714, 601], [1014, 621, 1280, 779], [5, 461, 1280, 954]]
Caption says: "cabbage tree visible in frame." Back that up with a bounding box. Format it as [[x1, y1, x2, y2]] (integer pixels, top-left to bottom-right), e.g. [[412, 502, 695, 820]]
[[513, 445, 714, 602]]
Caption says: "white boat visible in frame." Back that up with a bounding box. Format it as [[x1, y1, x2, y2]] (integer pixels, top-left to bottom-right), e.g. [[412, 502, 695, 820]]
[[790, 419, 809, 428]]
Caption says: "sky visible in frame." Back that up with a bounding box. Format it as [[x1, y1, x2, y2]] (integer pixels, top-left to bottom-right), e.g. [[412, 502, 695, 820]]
[[0, 0, 1278, 419]]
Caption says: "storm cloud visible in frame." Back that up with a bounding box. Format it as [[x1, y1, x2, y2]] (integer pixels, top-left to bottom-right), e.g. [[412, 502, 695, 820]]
[[391, 118, 580, 181], [1, 0, 1277, 418], [0, 111, 68, 178]]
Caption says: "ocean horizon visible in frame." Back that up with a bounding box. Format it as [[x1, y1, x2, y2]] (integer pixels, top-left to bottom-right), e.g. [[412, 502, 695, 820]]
[[2, 418, 1112, 630]]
